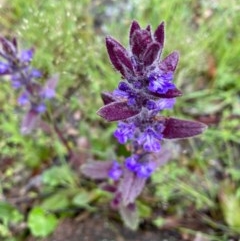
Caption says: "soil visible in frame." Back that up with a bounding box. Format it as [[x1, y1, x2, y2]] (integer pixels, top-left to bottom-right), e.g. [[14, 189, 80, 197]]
[[27, 214, 184, 241]]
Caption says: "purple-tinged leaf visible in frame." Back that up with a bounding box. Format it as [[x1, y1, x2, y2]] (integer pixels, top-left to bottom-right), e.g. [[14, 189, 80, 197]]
[[154, 22, 165, 46], [111, 192, 122, 209], [143, 42, 161, 66], [81, 161, 113, 180], [150, 87, 182, 98], [119, 203, 139, 230], [0, 37, 17, 56], [129, 20, 141, 46], [97, 101, 139, 122], [159, 51, 179, 72], [21, 110, 39, 135], [101, 92, 116, 105], [118, 168, 147, 206], [162, 117, 208, 139], [153, 146, 173, 168], [145, 25, 151, 32], [131, 30, 152, 59], [12, 37, 18, 49], [41, 74, 59, 99], [106, 37, 133, 77], [100, 183, 117, 193]]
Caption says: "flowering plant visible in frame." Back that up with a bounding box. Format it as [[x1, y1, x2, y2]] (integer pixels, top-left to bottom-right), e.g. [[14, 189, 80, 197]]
[[0, 37, 58, 134], [81, 20, 207, 229]]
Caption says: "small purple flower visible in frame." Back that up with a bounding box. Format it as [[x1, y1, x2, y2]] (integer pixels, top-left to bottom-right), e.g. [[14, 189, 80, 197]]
[[31, 69, 42, 78], [0, 62, 10, 75], [135, 161, 156, 178], [108, 161, 123, 180], [148, 72, 175, 94], [125, 155, 139, 173], [20, 49, 34, 63], [35, 103, 46, 113], [18, 93, 29, 105], [114, 122, 136, 144], [137, 127, 163, 152]]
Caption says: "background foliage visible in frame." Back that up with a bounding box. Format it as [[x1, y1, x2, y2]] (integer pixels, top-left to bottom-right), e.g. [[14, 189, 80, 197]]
[[0, 0, 239, 240]]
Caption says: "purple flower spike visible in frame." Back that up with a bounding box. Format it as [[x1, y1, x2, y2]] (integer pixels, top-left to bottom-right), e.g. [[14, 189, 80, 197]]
[[86, 20, 207, 228]]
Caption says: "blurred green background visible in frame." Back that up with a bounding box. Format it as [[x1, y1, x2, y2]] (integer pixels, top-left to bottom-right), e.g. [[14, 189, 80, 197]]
[[0, 0, 240, 240]]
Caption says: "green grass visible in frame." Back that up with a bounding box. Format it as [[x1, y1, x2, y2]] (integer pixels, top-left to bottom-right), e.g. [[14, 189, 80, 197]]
[[0, 0, 240, 240]]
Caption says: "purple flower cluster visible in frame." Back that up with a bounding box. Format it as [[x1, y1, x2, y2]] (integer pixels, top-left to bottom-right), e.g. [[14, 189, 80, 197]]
[[0, 37, 58, 134], [81, 20, 207, 228]]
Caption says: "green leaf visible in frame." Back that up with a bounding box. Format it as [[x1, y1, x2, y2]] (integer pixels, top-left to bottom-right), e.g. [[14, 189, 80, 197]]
[[42, 165, 76, 187], [41, 192, 70, 211], [27, 207, 58, 237], [153, 217, 165, 228], [137, 201, 152, 218], [72, 191, 90, 207], [0, 202, 23, 224]]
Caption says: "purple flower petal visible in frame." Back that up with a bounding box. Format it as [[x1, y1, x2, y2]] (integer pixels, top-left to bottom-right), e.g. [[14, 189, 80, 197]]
[[35, 103, 46, 113], [148, 71, 175, 94], [20, 48, 34, 63], [108, 161, 123, 180], [97, 101, 139, 122], [137, 128, 162, 152], [81, 161, 114, 180], [162, 117, 208, 139], [125, 155, 139, 172], [18, 92, 29, 105], [114, 122, 136, 144], [0, 62, 10, 75], [31, 69, 42, 78]]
